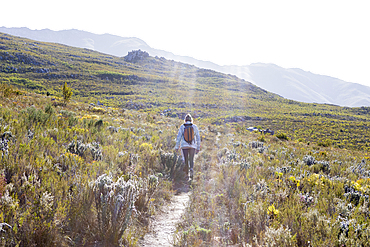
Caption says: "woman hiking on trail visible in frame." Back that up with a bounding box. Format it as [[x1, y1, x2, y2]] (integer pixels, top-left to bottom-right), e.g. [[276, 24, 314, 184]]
[[174, 114, 201, 181]]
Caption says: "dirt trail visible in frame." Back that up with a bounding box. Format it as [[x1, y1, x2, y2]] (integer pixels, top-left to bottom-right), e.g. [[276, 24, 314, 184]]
[[139, 191, 190, 246], [140, 150, 204, 246]]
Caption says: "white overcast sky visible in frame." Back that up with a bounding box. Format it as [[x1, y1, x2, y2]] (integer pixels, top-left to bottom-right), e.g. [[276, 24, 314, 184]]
[[1, 0, 370, 87]]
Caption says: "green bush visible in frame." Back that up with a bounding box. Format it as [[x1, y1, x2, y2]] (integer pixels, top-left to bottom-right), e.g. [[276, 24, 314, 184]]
[[318, 139, 332, 147], [276, 132, 289, 141], [62, 82, 73, 104]]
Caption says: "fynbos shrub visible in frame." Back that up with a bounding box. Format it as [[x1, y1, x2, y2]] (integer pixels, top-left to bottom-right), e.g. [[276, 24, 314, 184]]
[[313, 160, 330, 174], [91, 174, 140, 245], [303, 155, 316, 166], [0, 138, 9, 158], [249, 141, 264, 149], [67, 140, 102, 160], [159, 152, 183, 178], [275, 132, 289, 141], [264, 225, 296, 246]]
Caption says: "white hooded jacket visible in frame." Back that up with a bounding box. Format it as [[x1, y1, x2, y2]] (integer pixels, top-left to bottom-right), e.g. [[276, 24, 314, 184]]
[[174, 121, 201, 150]]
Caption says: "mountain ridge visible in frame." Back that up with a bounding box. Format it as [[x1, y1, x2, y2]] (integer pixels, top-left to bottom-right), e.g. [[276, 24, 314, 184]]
[[1, 26, 370, 107]]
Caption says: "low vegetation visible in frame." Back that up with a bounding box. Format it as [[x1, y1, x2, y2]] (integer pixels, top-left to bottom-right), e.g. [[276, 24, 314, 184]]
[[1, 32, 370, 246], [0, 84, 175, 246], [174, 126, 370, 246]]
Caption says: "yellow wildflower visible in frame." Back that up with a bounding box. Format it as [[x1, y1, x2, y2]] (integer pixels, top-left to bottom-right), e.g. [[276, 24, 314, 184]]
[[267, 204, 279, 216]]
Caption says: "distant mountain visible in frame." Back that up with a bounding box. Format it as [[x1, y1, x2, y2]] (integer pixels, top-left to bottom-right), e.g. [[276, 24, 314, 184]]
[[1, 27, 369, 107], [222, 63, 370, 107], [0, 27, 151, 57]]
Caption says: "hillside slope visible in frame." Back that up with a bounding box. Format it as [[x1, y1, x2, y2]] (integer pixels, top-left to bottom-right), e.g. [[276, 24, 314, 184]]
[[1, 31, 370, 151], [1, 27, 369, 107], [1, 31, 370, 247], [2, 72, 370, 247]]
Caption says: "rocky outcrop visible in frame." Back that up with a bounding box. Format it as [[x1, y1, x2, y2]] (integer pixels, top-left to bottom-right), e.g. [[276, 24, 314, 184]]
[[124, 50, 149, 63]]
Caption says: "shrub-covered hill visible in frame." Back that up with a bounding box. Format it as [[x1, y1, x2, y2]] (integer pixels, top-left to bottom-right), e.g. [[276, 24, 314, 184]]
[[1, 84, 370, 246], [0, 32, 269, 103], [1, 31, 370, 151], [1, 32, 370, 246]]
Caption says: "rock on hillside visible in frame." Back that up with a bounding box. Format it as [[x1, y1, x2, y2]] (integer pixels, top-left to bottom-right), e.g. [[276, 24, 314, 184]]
[[124, 50, 149, 63]]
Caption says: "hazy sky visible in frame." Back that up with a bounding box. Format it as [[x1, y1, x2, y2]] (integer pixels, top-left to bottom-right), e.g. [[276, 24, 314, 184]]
[[1, 0, 370, 87]]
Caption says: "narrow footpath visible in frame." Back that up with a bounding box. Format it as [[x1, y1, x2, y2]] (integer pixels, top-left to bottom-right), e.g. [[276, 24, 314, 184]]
[[139, 191, 190, 246], [140, 149, 205, 246]]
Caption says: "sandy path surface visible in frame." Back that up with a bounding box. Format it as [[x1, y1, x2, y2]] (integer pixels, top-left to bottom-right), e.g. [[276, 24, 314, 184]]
[[139, 191, 190, 246]]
